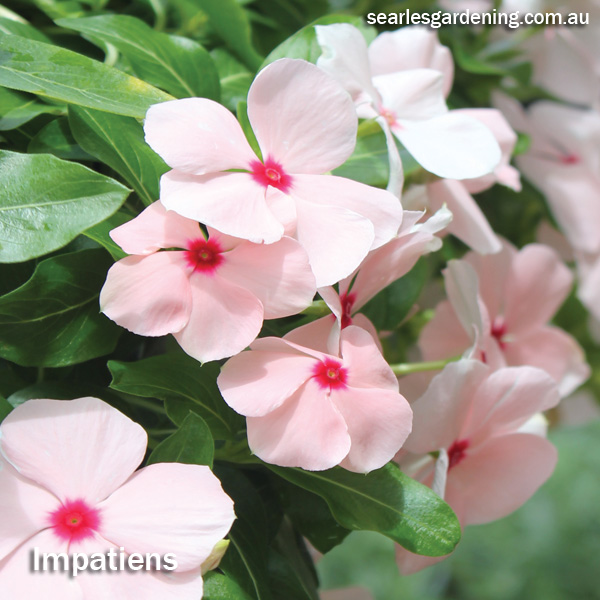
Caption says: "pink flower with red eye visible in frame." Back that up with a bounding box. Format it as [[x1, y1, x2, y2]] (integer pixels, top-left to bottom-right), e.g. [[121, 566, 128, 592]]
[[0, 397, 235, 598], [99, 202, 316, 363], [143, 58, 403, 287], [419, 240, 590, 397], [394, 360, 560, 574], [217, 324, 413, 473]]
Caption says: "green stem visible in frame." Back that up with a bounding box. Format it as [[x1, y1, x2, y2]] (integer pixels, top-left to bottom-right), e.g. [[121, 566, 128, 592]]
[[390, 356, 459, 376], [300, 300, 331, 317]]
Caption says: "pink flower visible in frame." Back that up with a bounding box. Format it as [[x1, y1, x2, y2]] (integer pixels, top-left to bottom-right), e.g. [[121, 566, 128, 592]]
[[316, 23, 501, 182], [217, 325, 413, 473], [395, 360, 559, 574], [100, 202, 316, 363], [316, 207, 451, 344], [494, 93, 600, 255], [143, 58, 403, 286], [419, 240, 590, 396], [0, 397, 235, 597]]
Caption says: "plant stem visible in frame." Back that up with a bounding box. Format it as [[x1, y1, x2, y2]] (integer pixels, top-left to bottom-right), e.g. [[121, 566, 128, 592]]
[[390, 356, 459, 376]]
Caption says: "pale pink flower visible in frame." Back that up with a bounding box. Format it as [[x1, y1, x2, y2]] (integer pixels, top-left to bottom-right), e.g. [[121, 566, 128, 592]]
[[494, 93, 600, 255], [317, 207, 451, 346], [144, 58, 402, 286], [100, 202, 316, 363], [419, 241, 590, 396], [316, 23, 501, 183], [0, 397, 235, 598], [217, 325, 413, 473], [395, 360, 559, 574]]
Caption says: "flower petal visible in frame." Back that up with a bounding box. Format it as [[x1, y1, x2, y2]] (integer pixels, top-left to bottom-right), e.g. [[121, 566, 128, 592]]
[[144, 98, 256, 174], [247, 58, 357, 174], [293, 196, 374, 287], [0, 458, 58, 561], [219, 237, 316, 319], [247, 379, 350, 470], [336, 387, 412, 473], [404, 360, 490, 454], [100, 252, 192, 337], [503, 326, 590, 397], [427, 179, 501, 255], [1, 397, 147, 504], [174, 275, 263, 363], [218, 350, 315, 417], [110, 202, 201, 256], [396, 112, 501, 180], [160, 171, 284, 244], [98, 463, 234, 571], [503, 244, 573, 335], [448, 433, 557, 525], [419, 300, 472, 362]]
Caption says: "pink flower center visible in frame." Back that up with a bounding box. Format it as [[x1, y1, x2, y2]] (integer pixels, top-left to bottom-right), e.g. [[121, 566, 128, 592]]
[[49, 499, 101, 542], [313, 358, 348, 390], [250, 158, 292, 192], [184, 238, 224, 274], [380, 106, 398, 128], [560, 153, 580, 165], [491, 316, 507, 350], [340, 292, 356, 329], [448, 439, 470, 470]]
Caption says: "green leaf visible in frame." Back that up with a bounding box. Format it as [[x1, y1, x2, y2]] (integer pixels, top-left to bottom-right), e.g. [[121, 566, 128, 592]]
[[217, 466, 274, 600], [28, 117, 91, 160], [82, 210, 132, 260], [58, 15, 220, 100], [236, 100, 260, 158], [212, 48, 252, 112], [195, 0, 262, 70], [0, 32, 172, 118], [203, 572, 253, 600], [361, 259, 428, 331], [0, 395, 12, 422], [69, 105, 167, 206], [0, 249, 122, 367], [332, 131, 388, 188], [108, 352, 243, 440], [148, 411, 214, 468], [0, 150, 130, 262], [0, 16, 52, 43], [276, 480, 350, 554], [0, 87, 62, 130], [268, 463, 461, 557], [262, 15, 371, 67]]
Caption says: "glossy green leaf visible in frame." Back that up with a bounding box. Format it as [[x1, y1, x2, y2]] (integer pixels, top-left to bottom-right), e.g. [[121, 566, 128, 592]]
[[195, 0, 262, 70], [217, 466, 274, 600], [268, 463, 461, 557], [108, 353, 243, 440], [58, 15, 220, 100], [0, 88, 62, 130], [82, 210, 132, 260], [203, 572, 253, 600], [212, 48, 253, 111], [361, 259, 429, 331], [0, 249, 122, 367], [0, 150, 130, 262], [0, 395, 12, 422], [69, 105, 167, 206], [148, 411, 214, 468], [28, 117, 91, 160], [0, 32, 172, 118], [276, 480, 350, 554]]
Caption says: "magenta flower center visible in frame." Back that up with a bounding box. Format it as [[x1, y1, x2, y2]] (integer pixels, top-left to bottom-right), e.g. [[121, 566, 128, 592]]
[[448, 439, 470, 470], [313, 358, 348, 390], [491, 316, 508, 350], [560, 153, 580, 165], [340, 292, 356, 329], [49, 499, 101, 542], [184, 238, 224, 274], [250, 158, 292, 192], [380, 106, 398, 128]]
